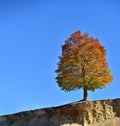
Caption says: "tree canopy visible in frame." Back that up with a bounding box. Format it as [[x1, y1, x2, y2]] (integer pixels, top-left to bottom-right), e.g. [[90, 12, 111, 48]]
[[55, 31, 113, 100]]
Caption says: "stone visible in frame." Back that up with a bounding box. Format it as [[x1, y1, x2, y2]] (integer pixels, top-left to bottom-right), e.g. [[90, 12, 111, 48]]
[[0, 98, 120, 126]]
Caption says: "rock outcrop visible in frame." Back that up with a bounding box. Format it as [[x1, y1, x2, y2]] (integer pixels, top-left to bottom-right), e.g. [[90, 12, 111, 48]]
[[0, 98, 120, 126]]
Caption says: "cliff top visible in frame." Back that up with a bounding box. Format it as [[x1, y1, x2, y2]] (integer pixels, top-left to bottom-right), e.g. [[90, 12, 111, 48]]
[[0, 98, 120, 126]]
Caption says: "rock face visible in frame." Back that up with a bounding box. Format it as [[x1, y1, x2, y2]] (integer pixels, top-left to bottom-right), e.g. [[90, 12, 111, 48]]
[[0, 98, 120, 126]]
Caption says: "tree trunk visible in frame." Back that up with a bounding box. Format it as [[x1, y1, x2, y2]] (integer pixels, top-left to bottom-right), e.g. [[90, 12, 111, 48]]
[[83, 87, 88, 101]]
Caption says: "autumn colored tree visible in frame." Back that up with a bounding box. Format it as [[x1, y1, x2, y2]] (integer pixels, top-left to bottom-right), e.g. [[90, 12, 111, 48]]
[[55, 31, 113, 101]]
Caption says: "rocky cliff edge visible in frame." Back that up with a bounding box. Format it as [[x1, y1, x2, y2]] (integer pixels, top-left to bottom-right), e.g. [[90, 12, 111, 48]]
[[0, 98, 120, 126]]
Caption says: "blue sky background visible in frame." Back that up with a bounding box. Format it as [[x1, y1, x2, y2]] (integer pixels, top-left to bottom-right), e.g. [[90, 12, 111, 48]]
[[0, 0, 120, 115]]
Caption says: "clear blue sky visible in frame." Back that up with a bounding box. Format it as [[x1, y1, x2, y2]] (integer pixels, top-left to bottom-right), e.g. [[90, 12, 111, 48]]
[[0, 0, 120, 115]]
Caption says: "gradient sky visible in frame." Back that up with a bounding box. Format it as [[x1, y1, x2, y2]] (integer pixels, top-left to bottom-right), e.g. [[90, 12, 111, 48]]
[[0, 0, 120, 115]]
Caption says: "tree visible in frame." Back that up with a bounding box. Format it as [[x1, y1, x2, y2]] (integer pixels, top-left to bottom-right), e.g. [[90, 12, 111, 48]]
[[55, 31, 113, 101]]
